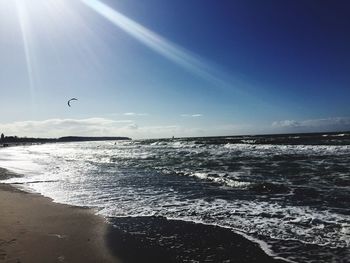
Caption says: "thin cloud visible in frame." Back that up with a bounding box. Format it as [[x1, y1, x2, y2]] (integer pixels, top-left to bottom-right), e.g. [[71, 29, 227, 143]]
[[127, 123, 138, 130], [272, 117, 350, 131], [181, 114, 203, 118], [272, 120, 300, 128], [123, 112, 149, 116]]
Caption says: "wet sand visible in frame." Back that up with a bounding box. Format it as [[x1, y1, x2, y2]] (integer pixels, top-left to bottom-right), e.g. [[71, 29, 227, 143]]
[[106, 216, 287, 263]]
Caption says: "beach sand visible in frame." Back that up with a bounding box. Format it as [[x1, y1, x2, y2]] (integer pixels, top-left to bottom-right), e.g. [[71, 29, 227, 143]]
[[0, 167, 286, 263], [0, 182, 119, 263]]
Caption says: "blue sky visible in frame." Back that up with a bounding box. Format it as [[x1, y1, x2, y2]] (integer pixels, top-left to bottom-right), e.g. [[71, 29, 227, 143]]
[[0, 0, 350, 138]]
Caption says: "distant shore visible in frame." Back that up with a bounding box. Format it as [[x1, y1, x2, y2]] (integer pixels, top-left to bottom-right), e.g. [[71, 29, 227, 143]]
[[0, 166, 287, 263], [0, 136, 131, 147]]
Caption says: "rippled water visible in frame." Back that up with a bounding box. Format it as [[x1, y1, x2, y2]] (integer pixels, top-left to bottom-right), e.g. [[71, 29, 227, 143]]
[[1, 133, 350, 262]]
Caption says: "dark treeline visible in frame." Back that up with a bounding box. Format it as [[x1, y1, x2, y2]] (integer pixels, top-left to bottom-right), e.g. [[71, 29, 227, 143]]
[[0, 133, 131, 145]]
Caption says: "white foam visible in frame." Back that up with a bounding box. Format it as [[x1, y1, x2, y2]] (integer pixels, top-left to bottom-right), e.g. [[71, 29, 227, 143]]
[[189, 172, 250, 188]]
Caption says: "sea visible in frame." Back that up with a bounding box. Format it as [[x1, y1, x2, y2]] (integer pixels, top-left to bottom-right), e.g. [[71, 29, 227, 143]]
[[1, 132, 349, 263]]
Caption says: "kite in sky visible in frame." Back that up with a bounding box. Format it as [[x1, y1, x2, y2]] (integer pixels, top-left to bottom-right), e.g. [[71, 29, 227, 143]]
[[67, 98, 78, 107]]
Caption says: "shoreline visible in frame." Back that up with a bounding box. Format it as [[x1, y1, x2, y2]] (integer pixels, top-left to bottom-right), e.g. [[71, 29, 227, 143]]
[[0, 167, 287, 263]]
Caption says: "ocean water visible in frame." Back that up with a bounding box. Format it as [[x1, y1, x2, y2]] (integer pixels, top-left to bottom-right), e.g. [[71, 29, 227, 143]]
[[1, 133, 350, 262]]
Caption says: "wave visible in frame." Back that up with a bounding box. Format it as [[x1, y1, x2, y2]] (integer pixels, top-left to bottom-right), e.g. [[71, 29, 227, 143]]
[[187, 172, 250, 188]]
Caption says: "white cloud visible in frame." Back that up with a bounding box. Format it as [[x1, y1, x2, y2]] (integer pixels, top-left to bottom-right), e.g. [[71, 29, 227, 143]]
[[123, 112, 149, 116], [0, 118, 135, 138], [181, 114, 203, 118], [127, 123, 138, 130], [272, 117, 350, 132], [272, 120, 301, 128]]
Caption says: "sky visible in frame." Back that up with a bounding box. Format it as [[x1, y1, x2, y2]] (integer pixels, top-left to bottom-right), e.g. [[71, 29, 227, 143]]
[[0, 0, 350, 139]]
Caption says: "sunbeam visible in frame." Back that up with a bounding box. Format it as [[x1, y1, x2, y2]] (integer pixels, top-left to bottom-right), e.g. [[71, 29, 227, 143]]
[[80, 0, 236, 90], [15, 0, 36, 105]]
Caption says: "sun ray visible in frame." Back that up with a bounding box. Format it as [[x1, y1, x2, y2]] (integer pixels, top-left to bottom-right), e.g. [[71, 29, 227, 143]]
[[15, 0, 36, 106], [80, 0, 239, 91]]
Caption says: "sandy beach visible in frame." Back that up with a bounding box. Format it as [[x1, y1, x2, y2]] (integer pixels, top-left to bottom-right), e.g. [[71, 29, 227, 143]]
[[0, 172, 119, 263]]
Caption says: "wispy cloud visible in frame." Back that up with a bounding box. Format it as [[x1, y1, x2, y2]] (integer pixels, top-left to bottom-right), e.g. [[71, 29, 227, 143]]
[[123, 112, 149, 116], [272, 120, 300, 128], [127, 123, 138, 130], [272, 117, 350, 131], [181, 114, 203, 118]]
